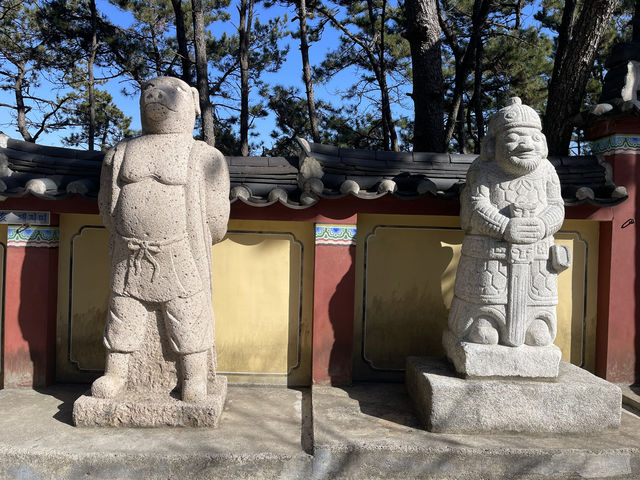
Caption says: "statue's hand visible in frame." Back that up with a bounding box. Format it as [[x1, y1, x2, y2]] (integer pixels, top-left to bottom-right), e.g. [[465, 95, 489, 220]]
[[504, 217, 545, 244]]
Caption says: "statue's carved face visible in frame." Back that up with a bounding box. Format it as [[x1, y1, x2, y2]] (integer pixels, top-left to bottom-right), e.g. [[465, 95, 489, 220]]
[[494, 126, 547, 175], [140, 77, 200, 134]]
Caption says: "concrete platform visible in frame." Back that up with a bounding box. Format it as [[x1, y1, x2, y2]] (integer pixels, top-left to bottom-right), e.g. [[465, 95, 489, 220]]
[[1, 382, 640, 479], [0, 384, 311, 479]]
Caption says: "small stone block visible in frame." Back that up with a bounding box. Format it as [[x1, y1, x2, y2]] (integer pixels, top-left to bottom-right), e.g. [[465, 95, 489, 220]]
[[73, 376, 227, 428], [443, 329, 561, 378], [406, 357, 621, 434]]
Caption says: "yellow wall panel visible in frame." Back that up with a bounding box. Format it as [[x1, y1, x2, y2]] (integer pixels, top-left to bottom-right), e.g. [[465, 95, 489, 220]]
[[56, 214, 107, 382], [213, 220, 314, 385], [56, 215, 313, 385], [353, 214, 599, 380]]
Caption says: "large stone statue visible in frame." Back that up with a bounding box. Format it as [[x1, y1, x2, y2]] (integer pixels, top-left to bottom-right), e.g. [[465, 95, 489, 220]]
[[74, 76, 230, 427], [443, 97, 570, 378], [410, 98, 621, 433]]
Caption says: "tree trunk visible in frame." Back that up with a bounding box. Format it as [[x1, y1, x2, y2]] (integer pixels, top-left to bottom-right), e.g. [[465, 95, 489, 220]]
[[634, 0, 640, 42], [239, 0, 254, 156], [14, 63, 33, 142], [367, 0, 398, 151], [404, 0, 444, 152], [443, 0, 491, 146], [472, 39, 484, 151], [192, 0, 215, 145], [88, 0, 98, 151], [149, 18, 163, 76], [297, 0, 320, 142], [171, 0, 192, 83], [544, 0, 620, 155], [551, 0, 576, 82], [455, 100, 465, 153]]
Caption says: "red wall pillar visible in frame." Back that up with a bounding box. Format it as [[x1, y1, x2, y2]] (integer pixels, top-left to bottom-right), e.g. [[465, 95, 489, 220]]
[[312, 219, 357, 385], [3, 220, 59, 387], [586, 116, 640, 384]]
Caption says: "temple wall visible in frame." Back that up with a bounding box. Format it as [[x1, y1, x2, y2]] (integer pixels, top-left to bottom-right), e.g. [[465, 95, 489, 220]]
[[352, 214, 599, 381], [55, 215, 313, 386], [50, 212, 600, 386], [0, 225, 5, 387]]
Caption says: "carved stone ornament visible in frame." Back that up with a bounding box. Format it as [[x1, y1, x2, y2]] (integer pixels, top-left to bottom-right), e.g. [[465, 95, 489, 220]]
[[73, 76, 230, 427], [444, 97, 570, 378]]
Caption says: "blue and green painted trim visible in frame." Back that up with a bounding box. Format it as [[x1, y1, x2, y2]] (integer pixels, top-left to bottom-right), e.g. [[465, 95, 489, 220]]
[[315, 223, 357, 246], [590, 134, 640, 155], [8, 226, 59, 247]]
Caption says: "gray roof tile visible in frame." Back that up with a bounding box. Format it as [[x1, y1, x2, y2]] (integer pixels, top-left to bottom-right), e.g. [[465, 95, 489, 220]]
[[0, 134, 627, 208]]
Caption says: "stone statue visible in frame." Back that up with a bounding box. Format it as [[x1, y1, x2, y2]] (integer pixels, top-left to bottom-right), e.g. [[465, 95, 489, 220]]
[[444, 97, 570, 377], [90, 76, 229, 407]]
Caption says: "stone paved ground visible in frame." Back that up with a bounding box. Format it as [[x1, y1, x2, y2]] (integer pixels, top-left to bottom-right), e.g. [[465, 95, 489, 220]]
[[0, 383, 639, 479]]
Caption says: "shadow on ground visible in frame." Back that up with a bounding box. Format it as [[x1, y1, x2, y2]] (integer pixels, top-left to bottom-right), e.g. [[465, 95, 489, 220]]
[[343, 382, 421, 429], [35, 384, 88, 425]]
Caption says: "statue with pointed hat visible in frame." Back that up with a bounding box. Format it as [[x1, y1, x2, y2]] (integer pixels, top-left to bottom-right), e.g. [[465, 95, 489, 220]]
[[444, 97, 571, 378]]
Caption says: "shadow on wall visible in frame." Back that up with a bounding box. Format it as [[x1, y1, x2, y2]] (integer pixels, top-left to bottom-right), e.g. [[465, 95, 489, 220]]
[[327, 245, 357, 385], [13, 244, 58, 387], [356, 226, 461, 381]]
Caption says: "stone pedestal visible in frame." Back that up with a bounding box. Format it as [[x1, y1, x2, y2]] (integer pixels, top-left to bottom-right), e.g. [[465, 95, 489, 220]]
[[73, 376, 227, 427], [406, 357, 622, 434], [73, 311, 227, 427], [443, 329, 561, 378]]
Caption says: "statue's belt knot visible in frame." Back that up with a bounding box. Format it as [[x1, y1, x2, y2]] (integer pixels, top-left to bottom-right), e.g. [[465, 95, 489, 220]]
[[123, 235, 184, 281]]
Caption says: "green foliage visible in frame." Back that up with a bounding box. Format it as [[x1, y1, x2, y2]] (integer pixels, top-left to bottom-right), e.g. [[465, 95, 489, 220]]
[[0, 0, 74, 140], [207, 5, 290, 153], [62, 86, 133, 150], [0, 0, 636, 154]]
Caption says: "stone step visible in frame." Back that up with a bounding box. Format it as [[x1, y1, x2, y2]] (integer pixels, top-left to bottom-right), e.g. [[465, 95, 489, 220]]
[[1, 383, 639, 479]]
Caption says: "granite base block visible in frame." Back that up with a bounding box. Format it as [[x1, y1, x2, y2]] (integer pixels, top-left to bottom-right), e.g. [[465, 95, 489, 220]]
[[406, 357, 621, 434], [73, 376, 227, 427], [443, 329, 561, 378]]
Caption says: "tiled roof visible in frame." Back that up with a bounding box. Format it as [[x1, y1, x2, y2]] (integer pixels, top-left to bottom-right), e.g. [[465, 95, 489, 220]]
[[0, 133, 627, 208]]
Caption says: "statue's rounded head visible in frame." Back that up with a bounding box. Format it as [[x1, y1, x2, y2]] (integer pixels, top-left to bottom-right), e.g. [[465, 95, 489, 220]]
[[481, 97, 547, 175], [140, 77, 201, 135], [488, 97, 541, 132]]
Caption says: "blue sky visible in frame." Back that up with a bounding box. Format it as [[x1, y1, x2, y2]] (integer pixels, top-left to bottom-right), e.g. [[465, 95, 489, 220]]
[[0, 0, 376, 150], [0, 0, 551, 151]]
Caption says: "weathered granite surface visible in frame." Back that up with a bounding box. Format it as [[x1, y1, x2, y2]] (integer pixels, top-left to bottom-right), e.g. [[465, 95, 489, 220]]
[[2, 384, 640, 479], [73, 376, 227, 427], [74, 76, 230, 427], [406, 357, 622, 434], [442, 329, 562, 378], [444, 97, 570, 377]]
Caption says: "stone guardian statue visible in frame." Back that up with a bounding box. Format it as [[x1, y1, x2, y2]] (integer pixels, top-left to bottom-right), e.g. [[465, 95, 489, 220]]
[[74, 76, 230, 426], [443, 97, 570, 378]]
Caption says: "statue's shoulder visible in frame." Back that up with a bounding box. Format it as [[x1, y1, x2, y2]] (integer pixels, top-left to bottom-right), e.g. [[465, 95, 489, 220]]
[[467, 157, 494, 183], [103, 137, 134, 167], [192, 140, 226, 166], [538, 158, 560, 179], [191, 141, 229, 184]]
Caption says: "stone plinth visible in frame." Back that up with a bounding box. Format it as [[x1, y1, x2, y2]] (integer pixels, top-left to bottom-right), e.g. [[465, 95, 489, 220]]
[[443, 329, 561, 378], [406, 357, 621, 434], [73, 376, 227, 427]]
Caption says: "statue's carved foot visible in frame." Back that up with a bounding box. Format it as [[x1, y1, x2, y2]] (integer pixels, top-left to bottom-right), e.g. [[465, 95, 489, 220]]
[[182, 379, 207, 403], [91, 374, 126, 399], [181, 351, 208, 402], [525, 319, 552, 346], [467, 318, 499, 345]]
